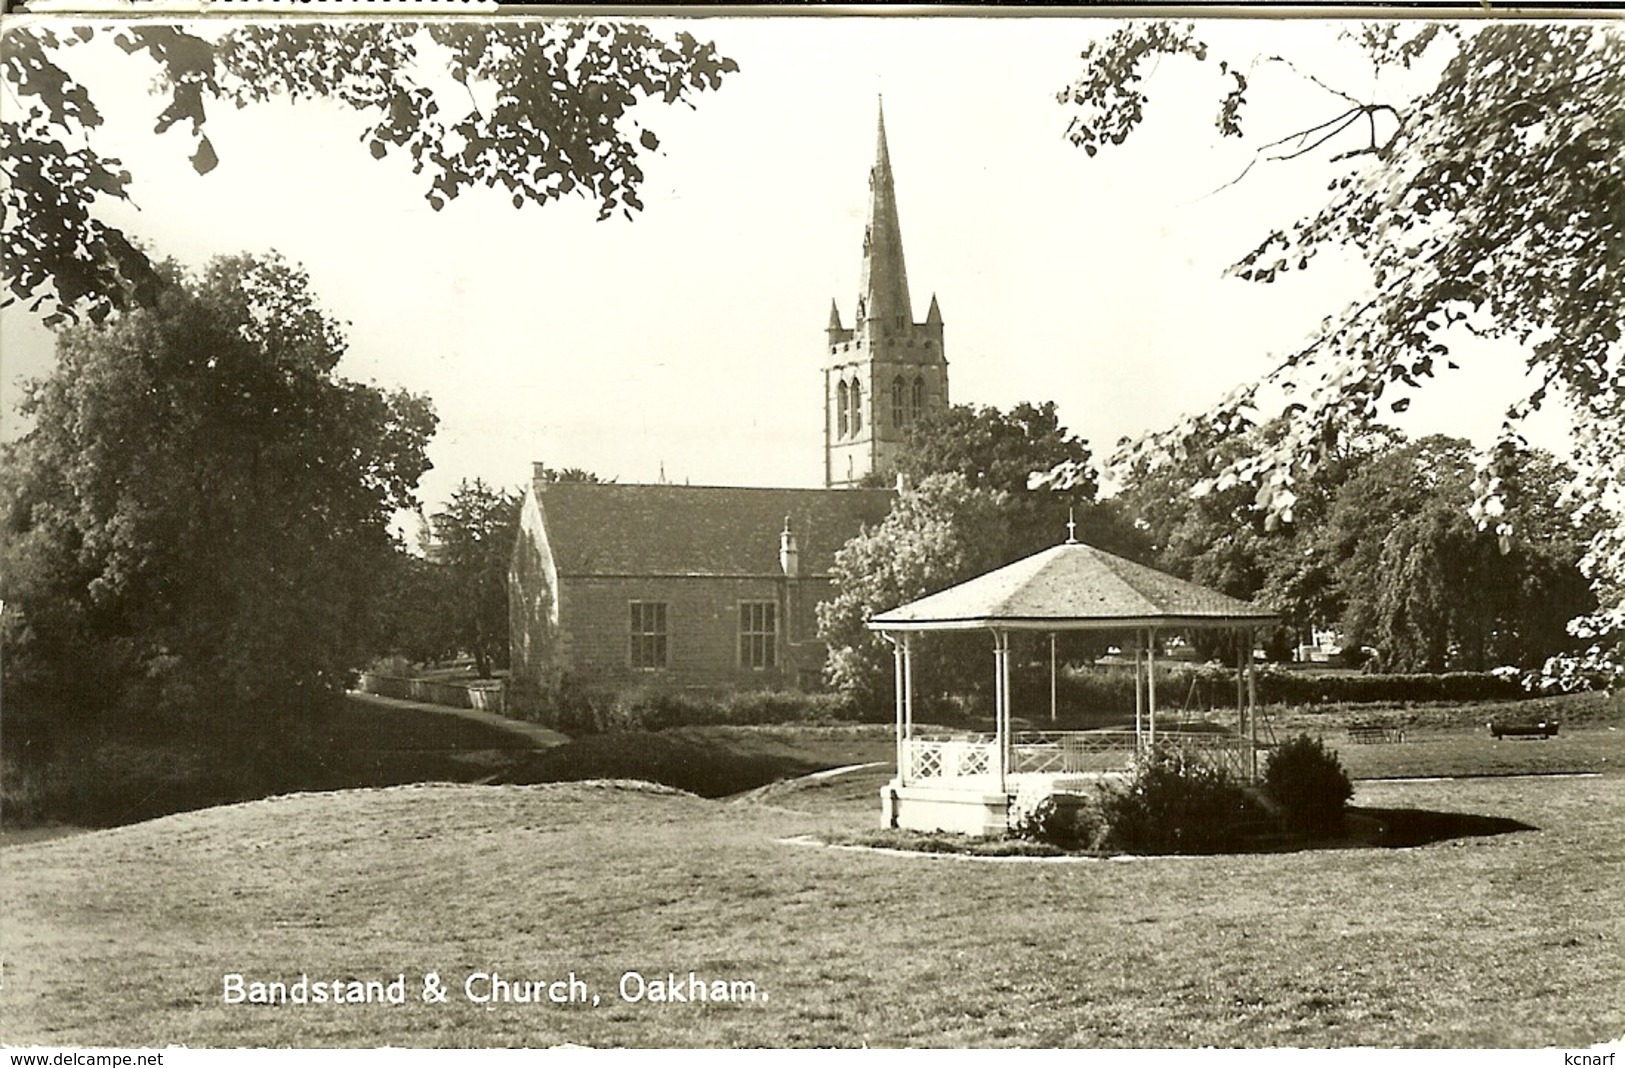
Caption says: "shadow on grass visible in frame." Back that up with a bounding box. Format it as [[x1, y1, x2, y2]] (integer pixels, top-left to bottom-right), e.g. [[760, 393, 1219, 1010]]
[[1345, 806, 1537, 848], [812, 802, 1541, 861], [5, 693, 896, 830], [490, 728, 878, 798], [3, 698, 553, 830]]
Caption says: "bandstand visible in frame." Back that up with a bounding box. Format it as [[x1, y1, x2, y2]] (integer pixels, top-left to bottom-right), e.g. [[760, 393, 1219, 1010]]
[[868, 532, 1280, 836]]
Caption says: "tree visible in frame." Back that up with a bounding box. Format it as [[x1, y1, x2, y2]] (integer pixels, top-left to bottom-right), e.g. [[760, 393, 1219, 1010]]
[[1316, 436, 1595, 672], [428, 478, 521, 678], [535, 464, 610, 485], [819, 473, 1014, 707], [820, 468, 1145, 708], [374, 550, 462, 668], [1114, 417, 1399, 659], [889, 401, 1098, 501], [0, 253, 436, 722], [2, 19, 739, 325], [826, 402, 1152, 705], [877, 400, 1143, 559], [1042, 21, 1625, 685]]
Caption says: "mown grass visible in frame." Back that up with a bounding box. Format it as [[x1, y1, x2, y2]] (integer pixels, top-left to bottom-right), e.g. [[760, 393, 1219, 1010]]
[[1330, 728, 1622, 779], [1, 770, 1620, 1048]]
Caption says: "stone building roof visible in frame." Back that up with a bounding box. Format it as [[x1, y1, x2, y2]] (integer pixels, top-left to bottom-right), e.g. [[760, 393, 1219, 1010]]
[[530, 478, 895, 578], [869, 540, 1280, 631]]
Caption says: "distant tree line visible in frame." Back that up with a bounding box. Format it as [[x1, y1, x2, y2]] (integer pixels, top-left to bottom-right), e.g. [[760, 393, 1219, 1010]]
[[1113, 420, 1596, 674], [820, 400, 1597, 706]]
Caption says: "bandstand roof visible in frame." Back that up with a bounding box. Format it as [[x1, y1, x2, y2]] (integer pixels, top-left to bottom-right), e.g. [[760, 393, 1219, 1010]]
[[867, 540, 1280, 632]]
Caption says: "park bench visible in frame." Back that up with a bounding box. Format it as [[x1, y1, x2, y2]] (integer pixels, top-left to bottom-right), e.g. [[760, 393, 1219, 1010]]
[[1488, 720, 1559, 740], [1347, 723, 1406, 744]]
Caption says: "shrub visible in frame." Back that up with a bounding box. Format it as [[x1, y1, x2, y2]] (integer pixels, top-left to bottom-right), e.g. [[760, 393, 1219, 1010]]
[[1100, 743, 1261, 854], [1008, 784, 1109, 851], [367, 654, 416, 678], [1264, 734, 1354, 837]]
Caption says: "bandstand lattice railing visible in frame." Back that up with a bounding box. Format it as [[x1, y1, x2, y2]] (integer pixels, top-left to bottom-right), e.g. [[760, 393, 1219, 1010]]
[[902, 729, 1268, 786]]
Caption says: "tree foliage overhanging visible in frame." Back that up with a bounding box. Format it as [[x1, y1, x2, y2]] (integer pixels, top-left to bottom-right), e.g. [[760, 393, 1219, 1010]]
[[1045, 21, 1625, 685], [2, 19, 739, 326], [0, 254, 437, 722]]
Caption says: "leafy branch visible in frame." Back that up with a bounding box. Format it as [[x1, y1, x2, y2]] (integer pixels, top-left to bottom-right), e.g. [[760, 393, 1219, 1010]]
[[2, 19, 739, 325]]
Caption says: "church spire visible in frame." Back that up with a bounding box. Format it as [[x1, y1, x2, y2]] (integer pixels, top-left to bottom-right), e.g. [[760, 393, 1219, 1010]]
[[856, 99, 912, 329]]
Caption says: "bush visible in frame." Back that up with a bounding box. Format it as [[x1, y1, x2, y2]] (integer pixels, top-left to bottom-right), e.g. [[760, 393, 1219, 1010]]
[[1100, 743, 1262, 854], [1008, 784, 1109, 852], [368, 654, 416, 678], [1264, 734, 1354, 837]]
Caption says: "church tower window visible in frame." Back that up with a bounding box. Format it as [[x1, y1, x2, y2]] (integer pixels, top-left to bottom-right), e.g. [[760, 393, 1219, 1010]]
[[837, 380, 849, 438], [850, 379, 863, 434], [911, 376, 926, 422], [892, 376, 908, 428]]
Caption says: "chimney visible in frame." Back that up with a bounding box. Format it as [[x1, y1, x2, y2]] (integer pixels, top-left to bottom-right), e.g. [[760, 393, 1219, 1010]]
[[779, 516, 800, 578]]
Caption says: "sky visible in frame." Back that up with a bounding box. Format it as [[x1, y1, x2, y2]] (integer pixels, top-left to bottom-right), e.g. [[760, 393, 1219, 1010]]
[[0, 12, 1579, 515]]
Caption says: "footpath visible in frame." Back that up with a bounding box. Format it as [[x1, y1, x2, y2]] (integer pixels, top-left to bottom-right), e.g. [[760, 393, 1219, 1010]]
[[344, 690, 571, 749]]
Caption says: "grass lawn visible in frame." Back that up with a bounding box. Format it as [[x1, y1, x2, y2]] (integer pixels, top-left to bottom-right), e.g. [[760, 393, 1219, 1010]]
[[2, 767, 1621, 1048], [4, 691, 1620, 1047]]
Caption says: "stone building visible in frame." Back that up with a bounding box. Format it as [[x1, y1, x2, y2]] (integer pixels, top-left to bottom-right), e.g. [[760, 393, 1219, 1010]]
[[508, 481, 893, 693], [509, 104, 940, 694]]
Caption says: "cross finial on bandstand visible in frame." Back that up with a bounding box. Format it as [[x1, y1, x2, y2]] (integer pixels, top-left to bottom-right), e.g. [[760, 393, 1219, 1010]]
[[1065, 508, 1078, 545]]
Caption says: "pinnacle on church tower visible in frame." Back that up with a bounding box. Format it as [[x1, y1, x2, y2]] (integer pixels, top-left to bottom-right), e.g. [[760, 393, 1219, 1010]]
[[823, 100, 949, 489]]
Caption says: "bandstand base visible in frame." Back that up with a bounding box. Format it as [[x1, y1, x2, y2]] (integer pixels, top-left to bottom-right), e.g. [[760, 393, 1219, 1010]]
[[880, 781, 1011, 837]]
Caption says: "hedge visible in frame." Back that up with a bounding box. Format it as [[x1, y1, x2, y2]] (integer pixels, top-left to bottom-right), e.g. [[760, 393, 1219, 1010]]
[[1011, 663, 1524, 718], [505, 664, 1526, 734], [508, 678, 876, 734]]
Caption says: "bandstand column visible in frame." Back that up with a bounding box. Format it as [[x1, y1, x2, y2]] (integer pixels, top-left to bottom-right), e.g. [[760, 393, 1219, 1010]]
[[1134, 634, 1145, 748], [1246, 627, 1259, 781], [988, 624, 1001, 790], [902, 632, 915, 744], [1049, 633, 1058, 723], [1147, 627, 1159, 746], [1237, 639, 1247, 740], [891, 633, 906, 785]]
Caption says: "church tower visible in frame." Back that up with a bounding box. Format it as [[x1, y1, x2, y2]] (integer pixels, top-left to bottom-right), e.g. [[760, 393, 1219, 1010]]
[[824, 103, 948, 489]]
